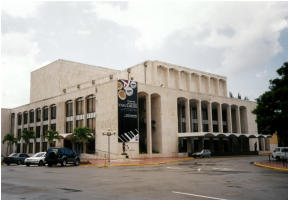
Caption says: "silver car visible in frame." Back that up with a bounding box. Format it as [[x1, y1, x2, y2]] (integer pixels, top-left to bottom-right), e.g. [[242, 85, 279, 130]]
[[192, 149, 212, 158], [25, 152, 46, 166]]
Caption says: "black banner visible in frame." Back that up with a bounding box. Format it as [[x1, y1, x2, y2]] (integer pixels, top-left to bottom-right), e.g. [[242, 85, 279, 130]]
[[118, 79, 139, 142]]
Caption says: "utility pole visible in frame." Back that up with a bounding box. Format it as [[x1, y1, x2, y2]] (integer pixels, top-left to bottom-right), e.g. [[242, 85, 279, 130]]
[[102, 128, 116, 166]]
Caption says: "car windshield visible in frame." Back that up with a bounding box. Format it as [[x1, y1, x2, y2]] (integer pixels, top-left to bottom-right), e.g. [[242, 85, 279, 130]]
[[8, 153, 18, 157], [33, 153, 45, 157]]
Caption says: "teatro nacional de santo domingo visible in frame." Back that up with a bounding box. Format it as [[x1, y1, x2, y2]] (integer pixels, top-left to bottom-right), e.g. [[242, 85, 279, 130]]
[[1, 59, 271, 159]]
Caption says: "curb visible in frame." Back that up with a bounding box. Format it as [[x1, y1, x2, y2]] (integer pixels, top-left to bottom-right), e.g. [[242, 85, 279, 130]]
[[253, 162, 288, 172], [79, 157, 193, 167]]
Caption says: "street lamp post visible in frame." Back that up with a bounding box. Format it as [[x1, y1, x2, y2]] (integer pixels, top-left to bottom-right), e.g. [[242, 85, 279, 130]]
[[102, 128, 116, 165]]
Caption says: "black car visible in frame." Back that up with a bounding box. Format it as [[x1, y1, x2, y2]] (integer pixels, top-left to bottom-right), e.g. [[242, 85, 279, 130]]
[[45, 148, 80, 167], [3, 153, 30, 165]]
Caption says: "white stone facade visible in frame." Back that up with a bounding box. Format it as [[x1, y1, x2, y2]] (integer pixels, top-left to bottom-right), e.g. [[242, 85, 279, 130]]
[[1, 59, 270, 157]]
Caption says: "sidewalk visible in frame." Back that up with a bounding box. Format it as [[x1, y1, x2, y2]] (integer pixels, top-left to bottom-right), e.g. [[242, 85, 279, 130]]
[[80, 157, 193, 167], [254, 161, 288, 171]]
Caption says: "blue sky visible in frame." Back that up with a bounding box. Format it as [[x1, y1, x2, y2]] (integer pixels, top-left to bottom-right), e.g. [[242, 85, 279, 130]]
[[1, 1, 288, 108]]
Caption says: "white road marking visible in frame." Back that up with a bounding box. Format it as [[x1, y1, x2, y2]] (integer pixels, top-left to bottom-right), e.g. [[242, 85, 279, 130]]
[[166, 167, 182, 170], [172, 191, 226, 200], [212, 167, 232, 171]]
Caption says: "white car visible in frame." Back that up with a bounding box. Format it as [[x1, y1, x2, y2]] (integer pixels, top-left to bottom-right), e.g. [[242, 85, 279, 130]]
[[272, 147, 288, 161], [25, 152, 47, 166]]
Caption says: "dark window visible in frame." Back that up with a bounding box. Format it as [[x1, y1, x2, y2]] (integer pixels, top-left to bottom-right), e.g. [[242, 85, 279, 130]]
[[36, 126, 41, 138], [36, 109, 41, 122], [29, 143, 33, 153], [87, 96, 95, 113], [43, 125, 48, 136], [66, 121, 73, 133], [51, 105, 56, 119], [17, 129, 21, 139], [17, 144, 21, 153], [29, 110, 34, 123], [24, 112, 28, 124], [11, 113, 15, 133], [76, 98, 83, 115], [87, 118, 95, 134], [202, 108, 208, 120], [29, 127, 33, 131], [43, 107, 48, 121], [76, 120, 83, 128], [17, 113, 22, 125], [51, 124, 56, 131], [36, 142, 40, 152], [42, 142, 47, 152], [66, 101, 73, 117]]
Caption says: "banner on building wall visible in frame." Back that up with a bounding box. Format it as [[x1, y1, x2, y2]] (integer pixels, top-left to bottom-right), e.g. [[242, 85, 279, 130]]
[[118, 79, 139, 142]]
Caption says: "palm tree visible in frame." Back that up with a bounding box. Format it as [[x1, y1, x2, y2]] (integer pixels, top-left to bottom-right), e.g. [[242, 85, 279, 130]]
[[22, 130, 36, 153], [71, 127, 93, 153], [2, 133, 17, 156], [43, 129, 61, 147]]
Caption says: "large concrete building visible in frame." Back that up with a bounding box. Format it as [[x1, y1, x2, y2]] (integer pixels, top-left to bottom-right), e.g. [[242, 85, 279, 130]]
[[1, 59, 271, 158]]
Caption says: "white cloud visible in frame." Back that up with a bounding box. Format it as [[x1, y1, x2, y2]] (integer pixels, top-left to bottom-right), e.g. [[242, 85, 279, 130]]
[[256, 70, 268, 78], [88, 1, 287, 74], [1, 31, 43, 108], [77, 30, 91, 35], [2, 0, 43, 18]]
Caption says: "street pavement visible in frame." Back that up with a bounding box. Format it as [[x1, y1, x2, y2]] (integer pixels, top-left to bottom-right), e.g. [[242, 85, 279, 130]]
[[1, 156, 288, 200]]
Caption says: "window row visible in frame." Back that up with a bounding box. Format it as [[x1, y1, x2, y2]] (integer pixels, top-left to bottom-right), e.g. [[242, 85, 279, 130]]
[[66, 95, 95, 117]]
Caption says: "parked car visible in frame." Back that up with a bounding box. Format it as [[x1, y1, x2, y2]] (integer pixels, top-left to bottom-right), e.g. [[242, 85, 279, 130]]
[[192, 149, 212, 158], [45, 147, 80, 167], [3, 153, 30, 165], [25, 152, 46, 166], [272, 147, 288, 161]]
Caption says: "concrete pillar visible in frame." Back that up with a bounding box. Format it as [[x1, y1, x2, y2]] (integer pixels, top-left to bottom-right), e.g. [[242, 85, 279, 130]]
[[146, 94, 152, 155], [33, 110, 37, 153], [208, 102, 213, 132], [227, 105, 232, 133], [84, 98, 87, 127], [13, 114, 18, 152], [236, 106, 241, 133], [40, 108, 43, 152], [20, 112, 24, 153], [73, 100, 76, 130], [48, 106, 51, 130], [197, 100, 203, 132], [218, 103, 223, 133], [185, 99, 191, 132]]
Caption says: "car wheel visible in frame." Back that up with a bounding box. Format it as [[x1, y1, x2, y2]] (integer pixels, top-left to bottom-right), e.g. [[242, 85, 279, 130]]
[[61, 160, 67, 167], [17, 160, 21, 165], [26, 163, 30, 167], [38, 161, 44, 166], [74, 159, 80, 166]]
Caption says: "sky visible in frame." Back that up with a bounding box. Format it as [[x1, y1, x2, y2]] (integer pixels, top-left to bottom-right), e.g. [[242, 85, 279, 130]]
[[1, 0, 288, 108]]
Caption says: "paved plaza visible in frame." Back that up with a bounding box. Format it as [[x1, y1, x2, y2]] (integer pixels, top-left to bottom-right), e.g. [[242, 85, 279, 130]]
[[1, 156, 288, 200]]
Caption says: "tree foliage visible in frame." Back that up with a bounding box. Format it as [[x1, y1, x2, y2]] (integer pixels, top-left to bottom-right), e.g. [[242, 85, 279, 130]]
[[253, 62, 288, 146], [22, 130, 36, 153], [2, 133, 17, 155], [44, 129, 61, 147], [71, 127, 93, 153]]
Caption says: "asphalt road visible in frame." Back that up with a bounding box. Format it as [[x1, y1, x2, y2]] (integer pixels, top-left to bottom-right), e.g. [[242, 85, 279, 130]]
[[1, 156, 288, 200]]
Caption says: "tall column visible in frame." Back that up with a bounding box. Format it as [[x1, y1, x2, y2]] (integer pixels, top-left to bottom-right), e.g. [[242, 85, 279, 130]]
[[218, 103, 223, 133], [185, 99, 191, 132], [84, 98, 87, 127], [48, 106, 51, 130], [20, 113, 24, 153], [73, 100, 76, 130], [13, 115, 18, 152], [236, 106, 241, 133], [146, 94, 152, 155], [227, 105, 232, 133], [188, 73, 191, 91], [197, 100, 203, 132], [208, 102, 213, 132], [40, 109, 43, 152]]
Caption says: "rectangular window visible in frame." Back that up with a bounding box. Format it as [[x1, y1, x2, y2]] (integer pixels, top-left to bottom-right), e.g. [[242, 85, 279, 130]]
[[17, 129, 21, 139], [76, 100, 83, 115], [51, 124, 56, 131], [76, 120, 83, 128], [29, 110, 34, 123], [42, 142, 47, 152], [87, 118, 95, 134], [29, 127, 34, 131], [24, 112, 28, 124], [87, 97, 95, 113], [66, 102, 73, 117], [51, 106, 56, 119], [36, 109, 41, 122], [36, 126, 41, 138], [29, 143, 33, 153], [11, 113, 15, 133], [43, 107, 48, 121], [66, 121, 73, 133], [43, 125, 48, 136], [17, 143, 21, 153], [36, 142, 40, 153], [17, 114, 22, 125]]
